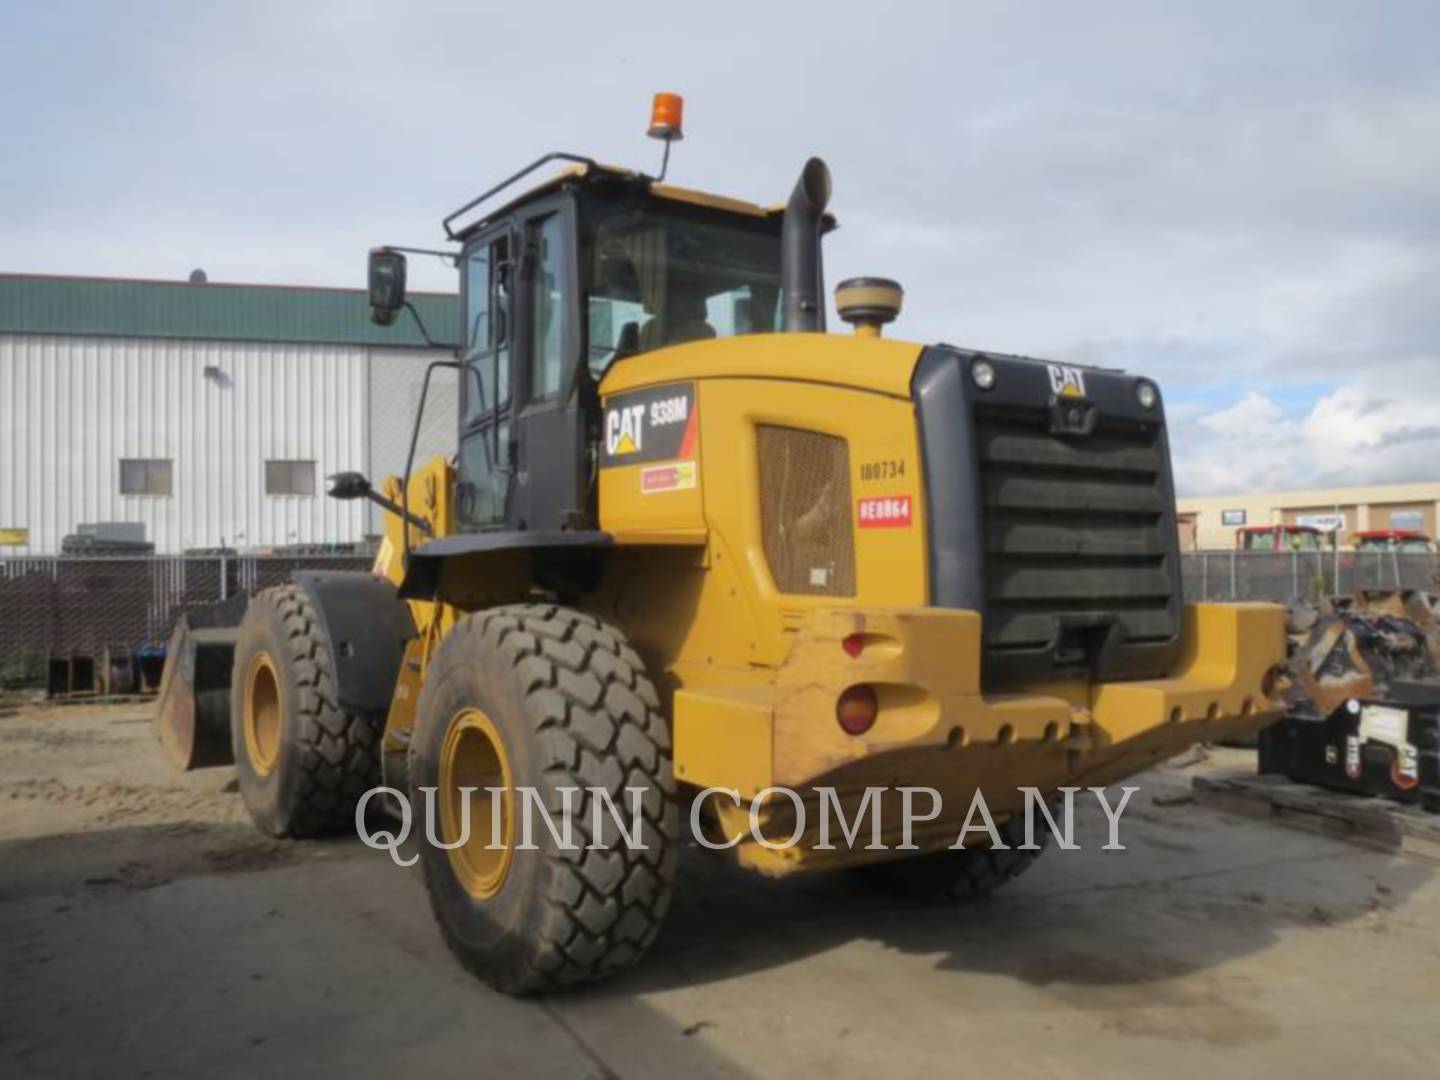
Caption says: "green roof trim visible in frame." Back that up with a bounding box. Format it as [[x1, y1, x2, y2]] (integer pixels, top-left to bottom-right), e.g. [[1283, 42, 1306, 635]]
[[0, 274, 459, 349]]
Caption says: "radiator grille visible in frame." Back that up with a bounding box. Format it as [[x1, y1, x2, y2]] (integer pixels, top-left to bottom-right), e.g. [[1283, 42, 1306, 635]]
[[757, 425, 856, 596], [976, 404, 1178, 679]]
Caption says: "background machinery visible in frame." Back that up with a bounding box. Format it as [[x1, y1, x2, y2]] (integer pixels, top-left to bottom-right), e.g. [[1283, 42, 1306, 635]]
[[156, 95, 1288, 994]]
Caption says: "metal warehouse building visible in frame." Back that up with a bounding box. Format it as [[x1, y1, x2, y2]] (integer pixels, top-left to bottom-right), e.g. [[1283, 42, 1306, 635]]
[[0, 273, 458, 554]]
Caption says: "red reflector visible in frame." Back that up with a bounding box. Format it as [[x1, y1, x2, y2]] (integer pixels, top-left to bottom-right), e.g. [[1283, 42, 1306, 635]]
[[841, 633, 864, 658], [837, 684, 878, 736]]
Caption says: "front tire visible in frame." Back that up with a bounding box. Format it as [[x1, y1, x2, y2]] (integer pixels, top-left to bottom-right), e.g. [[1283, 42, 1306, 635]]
[[411, 604, 677, 995], [230, 584, 382, 837]]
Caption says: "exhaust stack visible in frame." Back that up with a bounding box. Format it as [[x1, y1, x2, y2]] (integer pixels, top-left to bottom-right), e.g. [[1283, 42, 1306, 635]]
[[781, 158, 832, 332]]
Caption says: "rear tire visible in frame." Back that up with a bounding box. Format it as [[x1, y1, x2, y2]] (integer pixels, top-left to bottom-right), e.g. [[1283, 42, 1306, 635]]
[[855, 813, 1047, 900], [411, 604, 677, 995], [230, 584, 382, 837]]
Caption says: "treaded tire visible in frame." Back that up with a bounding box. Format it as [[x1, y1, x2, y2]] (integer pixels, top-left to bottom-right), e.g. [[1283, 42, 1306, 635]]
[[855, 812, 1048, 900], [230, 584, 382, 837], [411, 603, 677, 996]]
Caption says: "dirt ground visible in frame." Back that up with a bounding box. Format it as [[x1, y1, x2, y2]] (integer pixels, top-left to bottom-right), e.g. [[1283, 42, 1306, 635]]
[[2, 691, 1437, 1079]]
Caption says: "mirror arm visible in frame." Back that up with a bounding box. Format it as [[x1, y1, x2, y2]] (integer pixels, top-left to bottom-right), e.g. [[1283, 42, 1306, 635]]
[[384, 245, 458, 264], [401, 300, 460, 350], [365, 489, 433, 536], [326, 472, 435, 537]]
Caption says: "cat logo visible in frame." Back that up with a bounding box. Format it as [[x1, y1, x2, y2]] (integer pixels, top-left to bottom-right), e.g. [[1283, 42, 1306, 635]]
[[600, 382, 697, 468], [606, 404, 645, 456], [1047, 364, 1087, 399]]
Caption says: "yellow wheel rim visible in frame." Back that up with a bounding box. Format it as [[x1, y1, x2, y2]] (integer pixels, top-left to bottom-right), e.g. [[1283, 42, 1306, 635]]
[[440, 707, 514, 900], [243, 653, 283, 777]]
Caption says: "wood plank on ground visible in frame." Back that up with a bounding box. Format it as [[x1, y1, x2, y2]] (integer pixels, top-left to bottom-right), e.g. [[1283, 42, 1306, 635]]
[[1192, 770, 1440, 866]]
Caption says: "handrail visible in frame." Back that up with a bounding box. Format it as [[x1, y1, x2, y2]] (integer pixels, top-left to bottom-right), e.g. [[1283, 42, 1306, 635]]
[[442, 152, 597, 239]]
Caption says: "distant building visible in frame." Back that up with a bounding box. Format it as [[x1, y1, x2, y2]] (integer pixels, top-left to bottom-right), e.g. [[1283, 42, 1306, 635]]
[[0, 273, 458, 554], [1177, 482, 1440, 550], [1176, 511, 1198, 551]]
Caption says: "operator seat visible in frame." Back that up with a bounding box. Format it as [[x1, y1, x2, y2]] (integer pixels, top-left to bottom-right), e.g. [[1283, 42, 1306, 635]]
[[639, 284, 715, 352]]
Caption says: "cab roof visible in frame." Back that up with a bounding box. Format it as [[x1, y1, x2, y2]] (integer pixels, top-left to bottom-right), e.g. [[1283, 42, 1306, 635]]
[[1352, 529, 1430, 541], [448, 160, 834, 241]]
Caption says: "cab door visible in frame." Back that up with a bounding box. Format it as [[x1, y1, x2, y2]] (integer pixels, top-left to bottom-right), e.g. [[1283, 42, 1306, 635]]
[[511, 196, 587, 532]]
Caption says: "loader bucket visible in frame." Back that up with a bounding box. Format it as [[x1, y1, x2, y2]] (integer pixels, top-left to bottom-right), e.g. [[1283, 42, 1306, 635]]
[[153, 594, 250, 770]]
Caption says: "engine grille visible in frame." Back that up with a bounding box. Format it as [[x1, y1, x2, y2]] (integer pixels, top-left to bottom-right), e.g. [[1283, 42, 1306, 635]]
[[975, 404, 1179, 682], [756, 425, 856, 597]]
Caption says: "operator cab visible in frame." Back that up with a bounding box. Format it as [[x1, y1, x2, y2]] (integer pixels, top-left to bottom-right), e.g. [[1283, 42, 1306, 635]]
[[1352, 529, 1433, 554], [445, 166, 799, 534], [1236, 525, 1327, 552], [366, 130, 833, 545]]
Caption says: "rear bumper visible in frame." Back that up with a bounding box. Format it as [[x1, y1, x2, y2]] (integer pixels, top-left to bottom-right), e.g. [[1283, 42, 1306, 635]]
[[673, 602, 1287, 871]]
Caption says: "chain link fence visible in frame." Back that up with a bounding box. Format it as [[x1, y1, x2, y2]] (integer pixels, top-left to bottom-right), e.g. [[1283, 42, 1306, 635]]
[[0, 554, 372, 685], [6, 549, 1438, 686], [1180, 550, 1440, 604]]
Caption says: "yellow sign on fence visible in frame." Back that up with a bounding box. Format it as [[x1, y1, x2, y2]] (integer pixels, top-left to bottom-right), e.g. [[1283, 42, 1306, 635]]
[[0, 528, 30, 546]]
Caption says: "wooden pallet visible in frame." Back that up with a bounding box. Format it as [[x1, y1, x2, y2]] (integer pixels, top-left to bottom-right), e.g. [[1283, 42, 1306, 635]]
[[1193, 771, 1440, 866]]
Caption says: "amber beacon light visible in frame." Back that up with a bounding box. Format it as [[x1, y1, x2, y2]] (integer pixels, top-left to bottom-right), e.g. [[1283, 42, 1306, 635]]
[[647, 92, 685, 141]]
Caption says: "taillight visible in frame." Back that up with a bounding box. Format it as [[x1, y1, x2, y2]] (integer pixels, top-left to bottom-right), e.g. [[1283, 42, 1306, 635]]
[[841, 633, 864, 658], [836, 684, 878, 735]]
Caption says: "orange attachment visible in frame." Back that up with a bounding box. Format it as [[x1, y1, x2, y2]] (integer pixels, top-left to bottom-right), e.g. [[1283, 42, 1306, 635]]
[[647, 92, 684, 141]]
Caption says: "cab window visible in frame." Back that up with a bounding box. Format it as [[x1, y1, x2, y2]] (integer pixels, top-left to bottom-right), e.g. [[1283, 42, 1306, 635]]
[[462, 235, 512, 425], [584, 196, 782, 378], [528, 213, 568, 400], [459, 232, 513, 526]]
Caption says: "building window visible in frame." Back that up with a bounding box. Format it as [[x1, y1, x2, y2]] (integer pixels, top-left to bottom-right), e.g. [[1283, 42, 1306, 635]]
[[1389, 508, 1424, 531], [120, 458, 173, 496], [265, 460, 316, 496], [1220, 509, 1246, 526]]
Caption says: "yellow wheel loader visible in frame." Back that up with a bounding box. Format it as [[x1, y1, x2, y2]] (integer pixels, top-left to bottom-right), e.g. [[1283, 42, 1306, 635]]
[[156, 97, 1287, 995]]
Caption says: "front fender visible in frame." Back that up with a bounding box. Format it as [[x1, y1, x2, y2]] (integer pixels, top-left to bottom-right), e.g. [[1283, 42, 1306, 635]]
[[292, 571, 416, 717]]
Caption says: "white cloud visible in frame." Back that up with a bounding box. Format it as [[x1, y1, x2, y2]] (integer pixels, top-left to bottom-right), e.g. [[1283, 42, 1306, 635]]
[[1174, 359, 1440, 495], [1302, 384, 1440, 451], [4, 0, 1440, 494], [1198, 392, 1287, 440]]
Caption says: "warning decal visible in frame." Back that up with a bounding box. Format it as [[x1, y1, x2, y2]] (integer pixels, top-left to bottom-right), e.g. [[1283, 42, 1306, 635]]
[[640, 461, 697, 495]]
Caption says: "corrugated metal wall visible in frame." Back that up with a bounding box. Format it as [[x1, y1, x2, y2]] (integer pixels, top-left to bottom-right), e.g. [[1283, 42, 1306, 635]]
[[367, 350, 458, 534], [0, 333, 377, 553]]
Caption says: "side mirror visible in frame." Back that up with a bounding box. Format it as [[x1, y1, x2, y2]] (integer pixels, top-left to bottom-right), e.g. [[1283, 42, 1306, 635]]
[[367, 248, 408, 326], [326, 471, 372, 500]]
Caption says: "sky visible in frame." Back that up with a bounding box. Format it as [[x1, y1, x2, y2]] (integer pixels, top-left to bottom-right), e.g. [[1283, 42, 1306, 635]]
[[2, 0, 1437, 496]]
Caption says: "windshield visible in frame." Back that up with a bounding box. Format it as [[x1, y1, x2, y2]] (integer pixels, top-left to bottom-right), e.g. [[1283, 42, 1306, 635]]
[[1359, 537, 1431, 553], [583, 194, 782, 377], [1240, 530, 1321, 551]]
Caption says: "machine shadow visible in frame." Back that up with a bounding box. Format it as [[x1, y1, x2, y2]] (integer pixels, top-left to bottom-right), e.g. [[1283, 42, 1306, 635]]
[[0, 823, 761, 1080], [612, 785, 1434, 998]]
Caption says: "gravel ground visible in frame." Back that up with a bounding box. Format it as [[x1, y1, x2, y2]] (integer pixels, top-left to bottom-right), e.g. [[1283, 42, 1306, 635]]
[[1, 690, 1437, 1079]]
